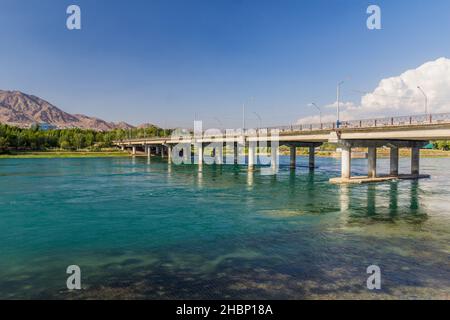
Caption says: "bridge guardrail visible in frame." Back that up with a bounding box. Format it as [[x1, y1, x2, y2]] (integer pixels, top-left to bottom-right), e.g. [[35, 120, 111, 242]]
[[264, 112, 450, 133]]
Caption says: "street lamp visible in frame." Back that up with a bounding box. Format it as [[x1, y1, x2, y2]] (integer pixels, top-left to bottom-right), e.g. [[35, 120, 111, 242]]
[[242, 104, 245, 131], [242, 97, 255, 130], [336, 81, 345, 128], [253, 112, 262, 128], [309, 103, 322, 124], [214, 117, 223, 129], [417, 86, 428, 115]]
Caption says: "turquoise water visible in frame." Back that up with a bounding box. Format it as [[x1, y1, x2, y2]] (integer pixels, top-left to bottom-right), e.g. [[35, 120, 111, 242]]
[[0, 156, 449, 299]]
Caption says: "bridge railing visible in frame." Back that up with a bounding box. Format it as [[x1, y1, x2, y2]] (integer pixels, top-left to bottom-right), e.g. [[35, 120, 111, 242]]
[[264, 112, 450, 133]]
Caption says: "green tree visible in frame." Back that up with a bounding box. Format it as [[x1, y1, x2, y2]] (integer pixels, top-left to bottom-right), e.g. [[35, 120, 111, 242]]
[[0, 136, 9, 153]]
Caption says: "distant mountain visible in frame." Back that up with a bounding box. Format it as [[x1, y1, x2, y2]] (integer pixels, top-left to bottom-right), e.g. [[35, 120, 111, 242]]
[[0, 90, 135, 131], [137, 123, 160, 129]]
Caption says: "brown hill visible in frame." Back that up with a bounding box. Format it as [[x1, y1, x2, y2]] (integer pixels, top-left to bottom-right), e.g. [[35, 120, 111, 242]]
[[0, 90, 134, 131]]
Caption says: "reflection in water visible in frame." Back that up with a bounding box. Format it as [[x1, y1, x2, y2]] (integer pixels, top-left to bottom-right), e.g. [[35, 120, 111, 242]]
[[367, 184, 376, 215], [197, 170, 203, 188], [338, 180, 430, 227], [305, 172, 315, 206], [410, 181, 419, 211], [340, 185, 350, 213], [389, 182, 398, 216], [131, 157, 137, 173], [247, 171, 254, 188]]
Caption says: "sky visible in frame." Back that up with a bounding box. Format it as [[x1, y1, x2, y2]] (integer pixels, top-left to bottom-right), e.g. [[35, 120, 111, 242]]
[[0, 0, 450, 128]]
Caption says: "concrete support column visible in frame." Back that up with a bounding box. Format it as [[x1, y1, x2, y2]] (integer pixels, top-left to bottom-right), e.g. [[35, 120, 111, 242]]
[[146, 145, 151, 158], [168, 145, 172, 163], [183, 145, 190, 163], [156, 146, 160, 156], [234, 142, 238, 165], [132, 146, 136, 156], [121, 145, 125, 151], [248, 142, 256, 171], [411, 147, 420, 176], [309, 146, 315, 170], [390, 146, 399, 176], [290, 146, 296, 169], [271, 144, 279, 171], [341, 146, 351, 179], [368, 147, 377, 178], [216, 144, 224, 165]]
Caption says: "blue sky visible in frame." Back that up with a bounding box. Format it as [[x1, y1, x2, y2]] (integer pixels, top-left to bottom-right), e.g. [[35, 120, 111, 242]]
[[1, 0, 449, 128]]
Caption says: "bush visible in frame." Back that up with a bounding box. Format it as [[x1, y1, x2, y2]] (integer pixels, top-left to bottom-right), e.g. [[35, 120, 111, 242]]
[[433, 141, 450, 151]]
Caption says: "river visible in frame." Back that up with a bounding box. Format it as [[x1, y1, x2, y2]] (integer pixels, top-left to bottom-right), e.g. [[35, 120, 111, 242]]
[[0, 156, 449, 299]]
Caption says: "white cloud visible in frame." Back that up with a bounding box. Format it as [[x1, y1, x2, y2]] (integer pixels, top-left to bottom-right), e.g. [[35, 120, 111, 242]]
[[298, 57, 450, 124]]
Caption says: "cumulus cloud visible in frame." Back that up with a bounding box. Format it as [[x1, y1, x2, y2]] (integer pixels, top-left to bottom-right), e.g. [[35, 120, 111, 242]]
[[298, 57, 450, 124]]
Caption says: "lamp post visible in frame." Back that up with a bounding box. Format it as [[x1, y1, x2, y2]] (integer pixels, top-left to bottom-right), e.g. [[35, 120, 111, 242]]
[[336, 81, 344, 128], [242, 97, 255, 131], [214, 117, 223, 129], [242, 104, 246, 131], [253, 112, 262, 128], [309, 103, 322, 125], [417, 86, 428, 115]]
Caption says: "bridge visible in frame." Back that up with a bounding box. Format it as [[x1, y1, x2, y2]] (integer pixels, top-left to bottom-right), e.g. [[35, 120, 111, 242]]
[[114, 113, 450, 184]]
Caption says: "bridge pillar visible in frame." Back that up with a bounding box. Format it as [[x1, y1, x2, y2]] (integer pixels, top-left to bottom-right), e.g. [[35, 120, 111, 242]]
[[132, 146, 136, 156], [271, 144, 279, 172], [198, 143, 204, 166], [248, 142, 256, 171], [341, 146, 351, 179], [168, 145, 172, 163], [234, 142, 238, 165], [411, 147, 420, 176], [121, 145, 125, 151], [309, 146, 315, 170], [368, 147, 377, 178], [183, 145, 191, 163], [290, 146, 296, 169], [216, 144, 224, 165], [390, 146, 399, 176], [146, 145, 151, 158]]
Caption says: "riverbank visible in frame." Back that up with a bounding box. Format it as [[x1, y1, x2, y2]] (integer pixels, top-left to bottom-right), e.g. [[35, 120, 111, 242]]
[[0, 150, 129, 159]]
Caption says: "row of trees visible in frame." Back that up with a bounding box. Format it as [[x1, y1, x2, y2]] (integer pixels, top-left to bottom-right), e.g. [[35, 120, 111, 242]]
[[0, 124, 170, 153]]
